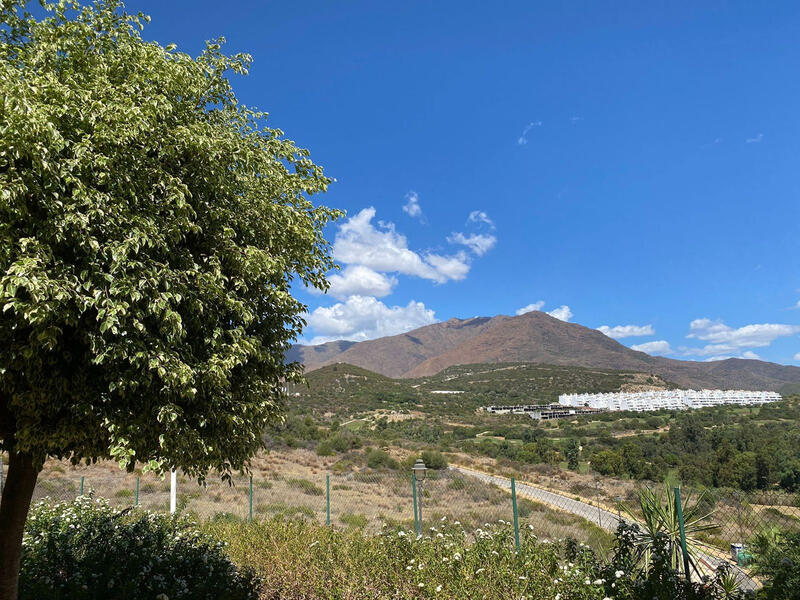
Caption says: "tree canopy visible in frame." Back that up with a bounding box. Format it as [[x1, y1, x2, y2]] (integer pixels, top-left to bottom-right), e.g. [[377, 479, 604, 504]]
[[0, 0, 340, 476]]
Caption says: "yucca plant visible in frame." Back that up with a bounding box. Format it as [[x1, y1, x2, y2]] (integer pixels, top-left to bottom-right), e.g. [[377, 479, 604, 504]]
[[623, 486, 719, 577]]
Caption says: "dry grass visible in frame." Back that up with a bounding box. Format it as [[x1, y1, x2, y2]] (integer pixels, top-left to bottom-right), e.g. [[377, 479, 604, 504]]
[[34, 448, 611, 550]]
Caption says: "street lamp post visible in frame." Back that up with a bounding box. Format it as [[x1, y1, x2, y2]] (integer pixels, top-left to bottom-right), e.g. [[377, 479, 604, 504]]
[[412, 459, 427, 535]]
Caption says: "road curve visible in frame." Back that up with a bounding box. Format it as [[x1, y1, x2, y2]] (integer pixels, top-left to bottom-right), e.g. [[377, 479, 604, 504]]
[[452, 466, 757, 592]]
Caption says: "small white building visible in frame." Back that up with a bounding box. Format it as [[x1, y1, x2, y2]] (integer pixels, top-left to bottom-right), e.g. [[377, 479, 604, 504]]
[[558, 389, 781, 412]]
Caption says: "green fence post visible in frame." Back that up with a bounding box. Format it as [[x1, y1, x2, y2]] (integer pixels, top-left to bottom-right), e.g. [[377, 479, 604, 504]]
[[249, 475, 253, 523], [80, 476, 84, 496], [135, 477, 139, 507], [511, 477, 521, 553], [674, 487, 691, 579], [412, 473, 419, 535], [326, 474, 331, 526]]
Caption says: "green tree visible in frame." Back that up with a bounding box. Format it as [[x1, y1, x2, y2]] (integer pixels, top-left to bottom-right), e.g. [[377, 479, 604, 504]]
[[564, 438, 580, 471], [591, 449, 624, 476], [0, 2, 340, 597]]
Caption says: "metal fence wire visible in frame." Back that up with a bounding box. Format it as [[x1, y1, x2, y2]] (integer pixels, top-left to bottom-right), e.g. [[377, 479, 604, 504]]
[[11, 457, 799, 566]]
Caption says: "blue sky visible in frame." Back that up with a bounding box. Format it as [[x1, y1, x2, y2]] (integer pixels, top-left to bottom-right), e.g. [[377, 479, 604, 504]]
[[135, 1, 800, 364]]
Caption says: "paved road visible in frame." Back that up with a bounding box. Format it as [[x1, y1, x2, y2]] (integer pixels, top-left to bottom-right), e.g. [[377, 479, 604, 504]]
[[453, 466, 620, 532], [453, 466, 757, 591]]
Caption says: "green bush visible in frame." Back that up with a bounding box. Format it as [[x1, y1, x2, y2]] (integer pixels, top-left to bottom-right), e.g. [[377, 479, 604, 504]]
[[20, 497, 259, 600], [421, 449, 448, 470], [753, 530, 800, 600], [365, 448, 399, 470], [339, 512, 368, 529], [286, 478, 324, 496]]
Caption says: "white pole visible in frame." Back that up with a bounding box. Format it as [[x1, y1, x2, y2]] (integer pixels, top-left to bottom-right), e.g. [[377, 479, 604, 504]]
[[170, 468, 177, 514]]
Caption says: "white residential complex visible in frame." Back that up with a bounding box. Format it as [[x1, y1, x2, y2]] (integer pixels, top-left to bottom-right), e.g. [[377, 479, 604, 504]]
[[558, 389, 782, 412]]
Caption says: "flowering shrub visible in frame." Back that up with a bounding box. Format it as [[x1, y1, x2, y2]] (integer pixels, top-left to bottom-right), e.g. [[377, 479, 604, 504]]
[[206, 515, 752, 600], [20, 497, 259, 600], [208, 516, 622, 599]]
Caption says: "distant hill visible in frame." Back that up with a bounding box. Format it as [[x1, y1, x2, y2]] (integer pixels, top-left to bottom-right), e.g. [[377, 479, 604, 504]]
[[289, 311, 800, 391], [289, 361, 676, 416]]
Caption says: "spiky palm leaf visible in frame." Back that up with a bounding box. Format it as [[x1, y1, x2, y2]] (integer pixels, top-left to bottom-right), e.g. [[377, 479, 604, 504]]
[[623, 486, 719, 576]]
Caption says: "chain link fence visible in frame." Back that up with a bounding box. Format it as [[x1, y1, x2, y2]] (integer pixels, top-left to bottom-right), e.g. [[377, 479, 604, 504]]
[[7, 455, 797, 569]]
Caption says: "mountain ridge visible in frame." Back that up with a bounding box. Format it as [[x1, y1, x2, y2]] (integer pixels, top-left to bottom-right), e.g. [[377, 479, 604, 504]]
[[287, 311, 800, 392]]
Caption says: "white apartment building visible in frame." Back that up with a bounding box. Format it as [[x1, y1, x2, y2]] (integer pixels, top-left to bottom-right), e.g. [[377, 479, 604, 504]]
[[558, 389, 781, 412]]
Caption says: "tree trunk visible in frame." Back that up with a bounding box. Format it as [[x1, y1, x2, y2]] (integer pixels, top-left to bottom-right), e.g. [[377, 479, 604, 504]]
[[0, 451, 38, 600]]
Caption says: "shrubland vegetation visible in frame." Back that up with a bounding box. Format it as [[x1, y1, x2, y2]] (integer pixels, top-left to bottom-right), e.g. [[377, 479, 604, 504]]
[[20, 498, 259, 600], [280, 363, 800, 495], [207, 514, 744, 600]]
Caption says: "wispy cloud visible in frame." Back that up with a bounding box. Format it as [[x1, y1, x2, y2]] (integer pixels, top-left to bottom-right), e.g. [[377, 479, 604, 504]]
[[746, 133, 764, 144], [569, 116, 583, 124], [402, 191, 422, 219], [598, 324, 655, 339], [468, 210, 495, 229], [448, 232, 497, 256], [684, 318, 800, 357], [517, 121, 542, 145]]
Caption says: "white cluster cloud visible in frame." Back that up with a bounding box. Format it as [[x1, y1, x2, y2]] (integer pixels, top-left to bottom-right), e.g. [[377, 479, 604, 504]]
[[303, 205, 499, 344], [402, 191, 422, 218], [304, 296, 436, 345], [333, 207, 470, 284], [794, 352, 800, 362], [686, 318, 800, 357], [746, 133, 764, 144], [548, 305, 573, 322], [322, 265, 398, 300], [598, 324, 655, 339], [631, 340, 672, 355], [516, 301, 545, 315], [516, 301, 573, 322]]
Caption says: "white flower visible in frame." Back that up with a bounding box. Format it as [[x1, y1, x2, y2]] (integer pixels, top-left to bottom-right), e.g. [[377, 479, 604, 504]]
[[418, 583, 425, 588], [615, 570, 625, 578], [436, 585, 442, 592], [398, 531, 406, 537], [453, 552, 462, 561], [593, 579, 604, 585]]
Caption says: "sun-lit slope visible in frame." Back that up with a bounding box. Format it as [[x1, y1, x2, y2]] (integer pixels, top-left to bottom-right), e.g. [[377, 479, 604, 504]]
[[290, 311, 800, 391]]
